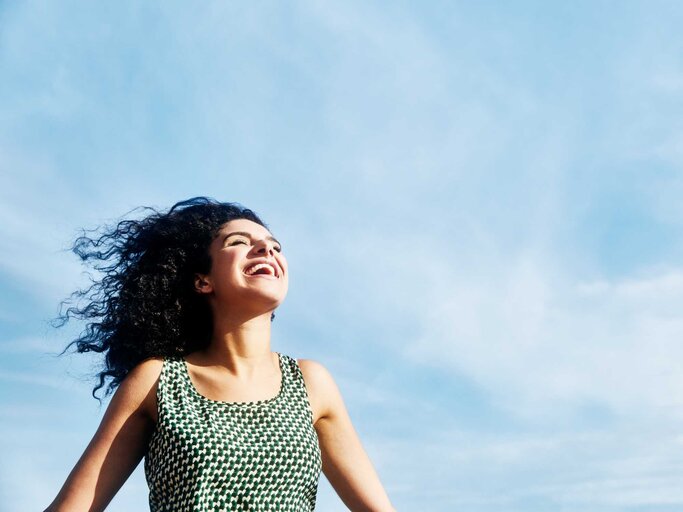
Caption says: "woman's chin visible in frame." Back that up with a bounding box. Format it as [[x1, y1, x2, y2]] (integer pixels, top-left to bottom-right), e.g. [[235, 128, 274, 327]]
[[241, 289, 287, 310]]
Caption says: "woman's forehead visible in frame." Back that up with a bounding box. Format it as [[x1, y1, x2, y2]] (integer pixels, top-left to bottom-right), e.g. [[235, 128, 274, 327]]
[[219, 218, 272, 237]]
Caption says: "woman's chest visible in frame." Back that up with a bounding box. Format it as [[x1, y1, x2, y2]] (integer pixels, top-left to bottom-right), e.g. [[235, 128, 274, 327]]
[[145, 401, 323, 508]]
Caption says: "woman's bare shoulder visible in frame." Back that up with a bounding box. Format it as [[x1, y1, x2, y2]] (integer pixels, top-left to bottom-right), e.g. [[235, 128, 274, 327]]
[[296, 358, 331, 379], [296, 359, 339, 425], [118, 357, 165, 424], [124, 357, 164, 391]]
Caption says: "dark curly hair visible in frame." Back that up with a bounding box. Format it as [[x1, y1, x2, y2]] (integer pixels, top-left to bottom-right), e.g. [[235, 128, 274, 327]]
[[52, 196, 274, 403]]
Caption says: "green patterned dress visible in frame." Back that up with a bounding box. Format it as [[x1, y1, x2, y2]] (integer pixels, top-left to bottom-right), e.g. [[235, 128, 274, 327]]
[[144, 352, 322, 511]]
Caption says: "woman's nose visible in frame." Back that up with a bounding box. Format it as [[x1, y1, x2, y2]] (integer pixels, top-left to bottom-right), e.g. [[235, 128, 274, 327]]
[[255, 239, 276, 254]]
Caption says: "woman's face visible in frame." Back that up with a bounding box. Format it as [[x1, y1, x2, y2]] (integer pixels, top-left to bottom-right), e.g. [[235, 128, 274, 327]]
[[196, 218, 289, 315]]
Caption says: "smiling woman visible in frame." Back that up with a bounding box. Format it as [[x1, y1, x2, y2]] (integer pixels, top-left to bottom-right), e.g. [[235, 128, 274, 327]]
[[44, 196, 396, 512]]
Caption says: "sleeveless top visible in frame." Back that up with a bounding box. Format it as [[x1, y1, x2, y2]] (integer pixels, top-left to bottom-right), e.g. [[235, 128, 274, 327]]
[[144, 352, 322, 511]]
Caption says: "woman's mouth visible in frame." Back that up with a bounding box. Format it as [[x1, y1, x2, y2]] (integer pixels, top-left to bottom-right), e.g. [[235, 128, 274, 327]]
[[243, 261, 279, 279]]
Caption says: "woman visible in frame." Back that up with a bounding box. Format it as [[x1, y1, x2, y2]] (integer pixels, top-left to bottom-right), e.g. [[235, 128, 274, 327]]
[[44, 197, 396, 512]]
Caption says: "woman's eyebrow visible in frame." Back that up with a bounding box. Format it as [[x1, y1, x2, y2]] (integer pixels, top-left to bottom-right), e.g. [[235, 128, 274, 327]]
[[223, 231, 281, 247]]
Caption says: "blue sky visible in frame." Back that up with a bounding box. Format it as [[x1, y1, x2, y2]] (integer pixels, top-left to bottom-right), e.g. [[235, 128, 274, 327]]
[[2, 1, 683, 510]]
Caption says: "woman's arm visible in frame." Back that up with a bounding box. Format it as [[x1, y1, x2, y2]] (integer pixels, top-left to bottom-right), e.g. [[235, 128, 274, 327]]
[[298, 359, 397, 512], [43, 358, 163, 512]]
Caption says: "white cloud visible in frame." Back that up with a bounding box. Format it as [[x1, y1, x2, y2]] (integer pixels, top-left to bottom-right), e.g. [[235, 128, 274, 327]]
[[0, 369, 82, 391], [372, 424, 683, 509], [0, 335, 61, 354], [401, 255, 683, 422]]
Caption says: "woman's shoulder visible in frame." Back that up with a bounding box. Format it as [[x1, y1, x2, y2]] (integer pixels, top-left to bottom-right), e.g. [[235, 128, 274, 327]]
[[295, 358, 339, 425], [127, 356, 165, 384], [119, 356, 166, 424], [296, 358, 340, 381]]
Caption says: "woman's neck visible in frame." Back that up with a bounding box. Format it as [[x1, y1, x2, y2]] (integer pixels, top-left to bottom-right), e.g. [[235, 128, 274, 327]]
[[193, 311, 276, 378]]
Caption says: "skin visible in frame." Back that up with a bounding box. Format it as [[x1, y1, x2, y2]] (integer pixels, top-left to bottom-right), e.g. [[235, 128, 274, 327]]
[[44, 218, 396, 512]]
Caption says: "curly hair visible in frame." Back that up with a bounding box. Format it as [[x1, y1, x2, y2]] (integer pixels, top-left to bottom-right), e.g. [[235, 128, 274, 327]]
[[52, 196, 274, 403]]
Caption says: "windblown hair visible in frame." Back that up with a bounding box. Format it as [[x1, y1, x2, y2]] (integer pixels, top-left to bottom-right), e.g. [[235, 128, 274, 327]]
[[52, 196, 273, 403]]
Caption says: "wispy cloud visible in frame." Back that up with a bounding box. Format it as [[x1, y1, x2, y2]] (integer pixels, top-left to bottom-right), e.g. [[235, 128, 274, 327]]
[[0, 369, 82, 391], [403, 259, 683, 420]]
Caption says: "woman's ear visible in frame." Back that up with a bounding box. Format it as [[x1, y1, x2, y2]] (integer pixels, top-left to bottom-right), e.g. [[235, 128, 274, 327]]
[[194, 274, 212, 294]]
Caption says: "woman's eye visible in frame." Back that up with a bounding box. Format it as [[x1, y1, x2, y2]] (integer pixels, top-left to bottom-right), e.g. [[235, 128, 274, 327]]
[[228, 239, 282, 252]]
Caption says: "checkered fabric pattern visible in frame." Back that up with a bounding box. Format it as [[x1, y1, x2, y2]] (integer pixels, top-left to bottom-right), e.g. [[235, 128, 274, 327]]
[[144, 352, 322, 511]]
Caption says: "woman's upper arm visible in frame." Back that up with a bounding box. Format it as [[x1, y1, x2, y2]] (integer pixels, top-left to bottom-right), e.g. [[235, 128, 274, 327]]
[[298, 359, 396, 512], [44, 358, 163, 512]]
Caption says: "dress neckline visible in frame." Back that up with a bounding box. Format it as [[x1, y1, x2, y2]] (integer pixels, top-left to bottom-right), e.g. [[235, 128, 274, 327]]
[[179, 352, 286, 407]]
